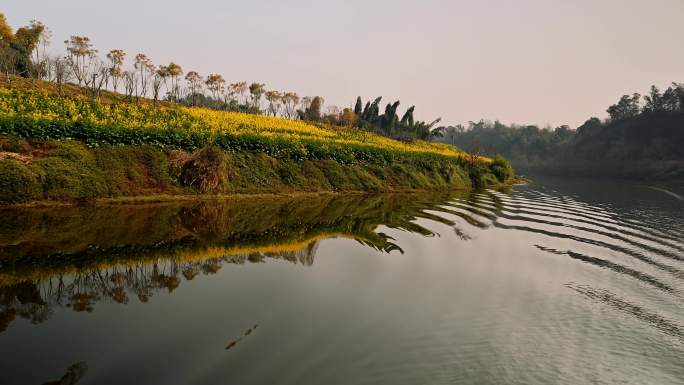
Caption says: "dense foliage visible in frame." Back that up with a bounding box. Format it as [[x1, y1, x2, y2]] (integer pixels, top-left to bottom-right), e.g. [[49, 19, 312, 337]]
[[347, 96, 444, 142], [438, 83, 684, 177], [0, 14, 45, 78]]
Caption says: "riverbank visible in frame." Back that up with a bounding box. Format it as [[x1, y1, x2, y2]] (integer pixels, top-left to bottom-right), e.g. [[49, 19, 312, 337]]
[[0, 79, 514, 205], [0, 135, 513, 205]]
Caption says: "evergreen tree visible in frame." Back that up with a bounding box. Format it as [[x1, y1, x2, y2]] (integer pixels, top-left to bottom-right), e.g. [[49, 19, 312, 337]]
[[401, 106, 415, 127], [354, 96, 363, 115]]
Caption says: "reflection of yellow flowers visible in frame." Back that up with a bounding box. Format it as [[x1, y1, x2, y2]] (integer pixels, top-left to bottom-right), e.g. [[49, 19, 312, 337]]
[[0, 88, 490, 162], [0, 232, 351, 288], [172, 232, 347, 262]]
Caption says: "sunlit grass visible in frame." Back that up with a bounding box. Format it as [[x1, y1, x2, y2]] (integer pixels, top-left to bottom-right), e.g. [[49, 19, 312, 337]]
[[0, 84, 489, 163]]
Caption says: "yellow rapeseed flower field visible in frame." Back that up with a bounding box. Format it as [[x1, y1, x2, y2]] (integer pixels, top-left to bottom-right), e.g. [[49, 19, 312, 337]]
[[0, 87, 488, 162]]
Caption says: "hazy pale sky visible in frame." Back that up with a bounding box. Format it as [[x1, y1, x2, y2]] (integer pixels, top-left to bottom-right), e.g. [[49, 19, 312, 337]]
[[4, 0, 684, 127]]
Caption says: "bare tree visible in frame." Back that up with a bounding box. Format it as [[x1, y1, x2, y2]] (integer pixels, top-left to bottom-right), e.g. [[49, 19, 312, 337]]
[[134, 53, 153, 98], [222, 84, 236, 108], [89, 59, 110, 100], [249, 83, 265, 110], [205, 73, 225, 103], [64, 35, 97, 86], [165, 62, 183, 101], [106, 49, 125, 92], [185, 71, 203, 106], [265, 90, 282, 116], [30, 20, 51, 80], [281, 92, 301, 119], [151, 69, 165, 103], [326, 105, 341, 116], [300, 96, 313, 112], [0, 50, 17, 84], [228, 81, 248, 105], [155, 65, 170, 98], [123, 70, 136, 101], [51, 55, 72, 95]]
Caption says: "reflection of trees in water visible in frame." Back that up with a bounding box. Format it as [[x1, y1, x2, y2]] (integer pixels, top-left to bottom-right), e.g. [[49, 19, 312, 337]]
[[0, 282, 51, 332], [0, 192, 480, 333], [0, 193, 465, 262], [0, 241, 322, 332]]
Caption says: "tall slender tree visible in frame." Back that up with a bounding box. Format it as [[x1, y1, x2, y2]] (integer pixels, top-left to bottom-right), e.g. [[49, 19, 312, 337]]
[[106, 49, 125, 92], [205, 73, 225, 102], [400, 106, 415, 127], [30, 20, 51, 79], [354, 97, 363, 116], [249, 82, 265, 110], [134, 53, 154, 98], [265, 90, 282, 116], [185, 71, 203, 106], [230, 81, 248, 104], [281, 92, 300, 119], [166, 62, 183, 101], [64, 35, 97, 85], [151, 67, 165, 103]]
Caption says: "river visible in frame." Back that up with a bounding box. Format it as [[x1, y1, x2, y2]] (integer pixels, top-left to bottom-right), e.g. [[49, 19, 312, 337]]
[[0, 177, 682, 385]]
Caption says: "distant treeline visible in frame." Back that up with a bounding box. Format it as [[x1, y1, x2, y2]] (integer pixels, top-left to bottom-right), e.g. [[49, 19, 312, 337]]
[[0, 13, 444, 143], [437, 84, 684, 179]]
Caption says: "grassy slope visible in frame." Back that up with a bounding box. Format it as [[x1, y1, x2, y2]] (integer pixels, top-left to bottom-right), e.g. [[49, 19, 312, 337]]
[[0, 77, 512, 204]]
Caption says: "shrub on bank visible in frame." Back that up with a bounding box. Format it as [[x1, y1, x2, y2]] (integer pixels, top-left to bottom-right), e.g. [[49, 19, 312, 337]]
[[0, 159, 41, 203], [0, 138, 501, 203], [489, 155, 514, 182]]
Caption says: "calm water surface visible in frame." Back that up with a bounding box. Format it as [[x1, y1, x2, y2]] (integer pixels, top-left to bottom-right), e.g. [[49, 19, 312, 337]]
[[0, 177, 682, 385]]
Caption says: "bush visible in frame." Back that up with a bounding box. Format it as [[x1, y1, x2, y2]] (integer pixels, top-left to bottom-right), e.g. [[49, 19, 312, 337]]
[[93, 145, 177, 195], [31, 157, 108, 200], [489, 155, 514, 182], [0, 135, 29, 153], [467, 161, 502, 189], [0, 159, 42, 203], [180, 146, 231, 193]]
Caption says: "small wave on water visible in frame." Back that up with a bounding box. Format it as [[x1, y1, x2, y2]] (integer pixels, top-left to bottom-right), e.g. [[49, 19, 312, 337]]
[[0, 177, 682, 385], [642, 186, 684, 201], [564, 282, 684, 344], [434, 179, 684, 350]]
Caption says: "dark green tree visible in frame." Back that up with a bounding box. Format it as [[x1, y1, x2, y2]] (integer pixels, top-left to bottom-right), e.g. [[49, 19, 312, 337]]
[[414, 118, 442, 140], [354, 96, 363, 115], [576, 117, 602, 136], [381, 101, 400, 134], [364, 97, 382, 122], [661, 83, 682, 112], [643, 85, 665, 113], [400, 106, 415, 127], [607, 93, 641, 121]]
